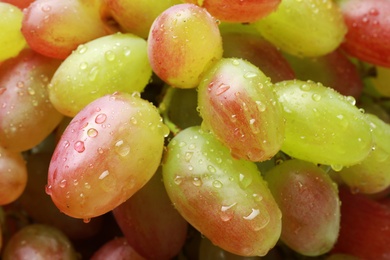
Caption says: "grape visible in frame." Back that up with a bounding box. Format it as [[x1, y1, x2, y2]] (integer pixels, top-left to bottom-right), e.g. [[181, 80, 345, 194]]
[[221, 29, 295, 83], [0, 49, 63, 152], [0, 146, 27, 205], [339, 113, 390, 194], [274, 79, 373, 167], [2, 224, 78, 260], [113, 167, 188, 260], [104, 0, 181, 38], [48, 33, 152, 117], [0, 2, 26, 62], [332, 186, 390, 259], [183, 0, 281, 23], [47, 92, 168, 220], [264, 159, 340, 256], [19, 153, 104, 240], [338, 0, 390, 67], [147, 3, 223, 89], [368, 65, 390, 97], [162, 126, 282, 256], [283, 48, 364, 99], [198, 58, 285, 162], [21, 0, 114, 59], [90, 237, 146, 260], [0, 0, 35, 9], [254, 0, 347, 57]]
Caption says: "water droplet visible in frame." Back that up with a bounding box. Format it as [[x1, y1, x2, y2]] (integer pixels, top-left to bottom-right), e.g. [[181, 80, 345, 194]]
[[79, 62, 88, 70], [77, 45, 88, 54], [252, 193, 263, 202], [74, 141, 85, 153], [244, 72, 257, 79], [88, 66, 99, 81], [312, 93, 321, 101], [41, 5, 51, 12], [216, 83, 230, 95], [99, 170, 110, 180], [87, 128, 98, 137], [83, 218, 91, 223], [130, 116, 137, 124], [212, 180, 223, 188], [174, 175, 183, 185], [192, 177, 202, 186], [188, 143, 196, 150], [243, 208, 260, 220], [179, 141, 186, 147], [331, 164, 343, 172], [97, 147, 104, 154], [300, 84, 311, 91], [17, 81, 24, 88], [45, 184, 52, 195], [238, 172, 252, 189], [59, 179, 67, 188], [105, 50, 116, 61], [95, 113, 107, 124], [207, 165, 216, 173], [345, 96, 356, 106], [220, 202, 237, 221], [184, 152, 193, 162], [115, 140, 130, 157], [84, 182, 91, 189], [64, 141, 70, 148], [232, 59, 240, 66]]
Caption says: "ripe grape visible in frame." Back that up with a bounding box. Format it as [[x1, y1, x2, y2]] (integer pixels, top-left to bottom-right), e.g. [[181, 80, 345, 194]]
[[338, 0, 390, 67], [2, 224, 78, 259], [21, 0, 114, 59], [0, 49, 63, 152], [162, 126, 282, 256], [147, 3, 223, 89], [0, 146, 27, 205], [48, 32, 152, 117], [183, 0, 281, 23], [283, 48, 364, 99], [254, 0, 347, 57], [221, 30, 295, 83], [113, 167, 188, 260], [264, 159, 340, 256], [90, 237, 146, 260], [274, 79, 373, 167], [0, 2, 26, 62], [198, 58, 285, 162], [104, 0, 181, 38], [47, 92, 168, 220]]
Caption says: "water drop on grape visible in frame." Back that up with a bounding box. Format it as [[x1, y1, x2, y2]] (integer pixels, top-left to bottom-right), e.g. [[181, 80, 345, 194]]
[[174, 175, 183, 185], [95, 113, 107, 124], [212, 180, 223, 188], [192, 177, 202, 186], [115, 140, 130, 157], [99, 170, 110, 180], [104, 50, 116, 61], [74, 141, 85, 153], [87, 128, 98, 137], [59, 179, 67, 188]]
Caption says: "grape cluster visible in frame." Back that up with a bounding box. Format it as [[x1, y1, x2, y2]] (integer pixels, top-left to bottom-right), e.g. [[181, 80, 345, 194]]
[[1, 0, 390, 259]]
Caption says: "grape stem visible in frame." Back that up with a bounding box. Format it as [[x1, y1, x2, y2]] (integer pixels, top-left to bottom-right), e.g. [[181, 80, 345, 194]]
[[158, 85, 181, 136]]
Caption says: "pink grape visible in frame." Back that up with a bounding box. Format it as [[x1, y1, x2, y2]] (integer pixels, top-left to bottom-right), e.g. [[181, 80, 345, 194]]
[[198, 58, 285, 162], [147, 3, 223, 89], [47, 92, 168, 220], [162, 126, 282, 256], [183, 0, 281, 23], [0, 49, 63, 152], [21, 0, 114, 59]]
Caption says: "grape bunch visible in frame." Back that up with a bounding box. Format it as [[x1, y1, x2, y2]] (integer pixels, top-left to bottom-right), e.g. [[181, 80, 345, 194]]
[[1, 0, 390, 259]]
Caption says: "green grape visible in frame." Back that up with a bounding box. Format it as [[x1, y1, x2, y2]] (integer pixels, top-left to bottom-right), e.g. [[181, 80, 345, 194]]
[[254, 0, 347, 57], [147, 3, 223, 89], [369, 65, 390, 97], [339, 113, 390, 194], [162, 126, 281, 256], [0, 2, 26, 62], [274, 79, 373, 167], [49, 33, 152, 117], [264, 159, 340, 256]]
